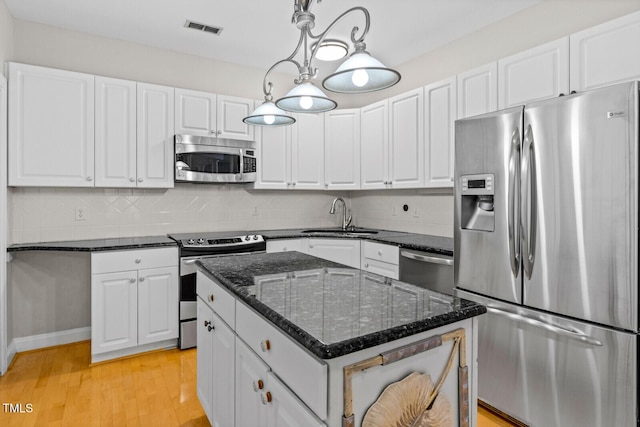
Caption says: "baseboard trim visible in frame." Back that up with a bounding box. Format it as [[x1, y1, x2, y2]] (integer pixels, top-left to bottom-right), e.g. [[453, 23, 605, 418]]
[[13, 327, 91, 353], [4, 339, 16, 375]]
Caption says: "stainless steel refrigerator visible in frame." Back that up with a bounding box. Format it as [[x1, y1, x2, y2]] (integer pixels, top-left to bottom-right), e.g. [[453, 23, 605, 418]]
[[454, 81, 639, 426]]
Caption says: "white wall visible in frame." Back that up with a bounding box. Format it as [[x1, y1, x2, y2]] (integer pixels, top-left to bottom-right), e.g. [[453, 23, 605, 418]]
[[0, 0, 13, 77]]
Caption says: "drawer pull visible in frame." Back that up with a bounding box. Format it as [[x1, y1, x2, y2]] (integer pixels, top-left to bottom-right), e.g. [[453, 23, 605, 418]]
[[378, 250, 383, 256], [364, 263, 369, 268], [261, 391, 272, 405], [204, 320, 214, 332], [129, 277, 136, 283], [139, 277, 145, 282], [208, 294, 215, 303], [260, 339, 271, 352], [135, 258, 142, 264], [252, 379, 264, 392]]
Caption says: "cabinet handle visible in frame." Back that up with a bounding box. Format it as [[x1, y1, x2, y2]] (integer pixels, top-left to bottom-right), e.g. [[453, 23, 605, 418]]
[[260, 339, 271, 352], [135, 258, 141, 264], [87, 176, 93, 182], [209, 130, 216, 134], [138, 178, 144, 182], [260, 391, 272, 405], [204, 320, 214, 332], [378, 250, 383, 256], [139, 277, 145, 282], [216, 130, 222, 135], [129, 277, 136, 283], [252, 379, 264, 392], [208, 294, 215, 303], [364, 263, 369, 268], [282, 247, 287, 251], [130, 177, 135, 182]]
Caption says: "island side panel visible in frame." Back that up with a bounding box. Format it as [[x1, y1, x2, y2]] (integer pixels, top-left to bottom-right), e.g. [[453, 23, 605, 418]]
[[325, 318, 477, 427]]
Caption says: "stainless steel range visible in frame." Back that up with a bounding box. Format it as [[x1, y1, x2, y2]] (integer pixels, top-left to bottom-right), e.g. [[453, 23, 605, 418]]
[[169, 233, 266, 349]]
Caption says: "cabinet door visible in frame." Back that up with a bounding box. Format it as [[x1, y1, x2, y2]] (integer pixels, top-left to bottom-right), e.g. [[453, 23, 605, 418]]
[[389, 88, 424, 188], [360, 100, 389, 189], [236, 338, 269, 427], [137, 266, 178, 345], [95, 76, 137, 187], [324, 109, 361, 190], [570, 10, 640, 92], [498, 37, 569, 109], [291, 113, 324, 189], [210, 311, 235, 427], [217, 95, 255, 141], [307, 238, 360, 268], [266, 372, 326, 427], [197, 298, 214, 423], [457, 62, 498, 119], [91, 271, 138, 354], [424, 77, 456, 188], [174, 88, 216, 137], [136, 83, 175, 188], [266, 239, 308, 254], [254, 124, 291, 189], [8, 63, 95, 187]]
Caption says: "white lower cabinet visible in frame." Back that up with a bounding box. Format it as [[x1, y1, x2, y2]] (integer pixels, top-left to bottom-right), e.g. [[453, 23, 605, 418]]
[[361, 241, 399, 280], [307, 238, 361, 268], [197, 272, 327, 427], [90, 247, 178, 362], [265, 238, 308, 254]]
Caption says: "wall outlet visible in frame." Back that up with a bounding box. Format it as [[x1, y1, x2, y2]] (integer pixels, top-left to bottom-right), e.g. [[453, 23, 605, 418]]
[[412, 206, 420, 218], [252, 206, 259, 216], [75, 208, 87, 221], [391, 205, 397, 216]]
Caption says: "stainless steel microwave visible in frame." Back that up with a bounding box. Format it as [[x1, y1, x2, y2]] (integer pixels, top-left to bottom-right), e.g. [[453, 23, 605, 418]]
[[175, 135, 257, 183]]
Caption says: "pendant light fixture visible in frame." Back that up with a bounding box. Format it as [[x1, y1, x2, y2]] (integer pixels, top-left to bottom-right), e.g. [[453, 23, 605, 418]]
[[243, 0, 401, 126]]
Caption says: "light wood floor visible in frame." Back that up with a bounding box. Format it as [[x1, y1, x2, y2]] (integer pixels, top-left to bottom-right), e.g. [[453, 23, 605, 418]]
[[0, 341, 517, 427]]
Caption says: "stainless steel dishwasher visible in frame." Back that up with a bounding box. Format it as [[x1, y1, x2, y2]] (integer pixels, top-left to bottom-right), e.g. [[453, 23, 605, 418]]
[[399, 248, 454, 295]]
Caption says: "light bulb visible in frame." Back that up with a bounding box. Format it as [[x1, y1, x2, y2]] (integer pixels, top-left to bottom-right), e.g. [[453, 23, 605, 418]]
[[263, 115, 275, 125], [299, 96, 313, 110], [351, 69, 369, 87]]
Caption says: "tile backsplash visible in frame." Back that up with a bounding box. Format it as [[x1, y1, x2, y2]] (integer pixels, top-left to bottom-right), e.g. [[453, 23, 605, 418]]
[[8, 185, 454, 244]]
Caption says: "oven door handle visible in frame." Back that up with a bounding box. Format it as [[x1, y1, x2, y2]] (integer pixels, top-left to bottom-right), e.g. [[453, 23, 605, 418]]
[[183, 259, 199, 265]]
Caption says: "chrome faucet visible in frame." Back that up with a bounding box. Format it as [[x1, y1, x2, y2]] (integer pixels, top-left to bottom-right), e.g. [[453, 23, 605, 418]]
[[330, 197, 352, 230]]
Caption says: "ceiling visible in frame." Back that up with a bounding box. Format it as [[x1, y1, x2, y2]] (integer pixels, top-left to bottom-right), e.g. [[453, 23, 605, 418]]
[[5, 0, 542, 74]]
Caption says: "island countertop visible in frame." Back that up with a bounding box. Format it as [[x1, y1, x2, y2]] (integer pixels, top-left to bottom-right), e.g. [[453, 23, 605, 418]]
[[196, 251, 485, 359]]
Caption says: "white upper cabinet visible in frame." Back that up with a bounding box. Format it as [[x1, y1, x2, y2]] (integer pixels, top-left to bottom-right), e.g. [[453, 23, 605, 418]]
[[424, 77, 456, 188], [254, 113, 324, 190], [95, 76, 137, 188], [389, 88, 424, 188], [324, 109, 361, 190], [498, 37, 570, 109], [175, 89, 255, 141], [360, 100, 389, 189], [570, 10, 640, 92], [137, 83, 175, 188], [174, 88, 216, 136], [291, 113, 325, 190], [8, 62, 95, 187], [217, 95, 255, 141], [255, 124, 291, 189], [457, 62, 498, 119]]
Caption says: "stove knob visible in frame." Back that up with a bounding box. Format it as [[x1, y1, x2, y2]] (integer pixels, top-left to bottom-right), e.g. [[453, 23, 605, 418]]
[[197, 238, 205, 245], [245, 236, 250, 241], [253, 235, 259, 240], [187, 239, 195, 245]]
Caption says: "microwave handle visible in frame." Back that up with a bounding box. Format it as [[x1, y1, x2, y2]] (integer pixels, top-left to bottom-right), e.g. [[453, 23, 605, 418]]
[[239, 149, 244, 182]]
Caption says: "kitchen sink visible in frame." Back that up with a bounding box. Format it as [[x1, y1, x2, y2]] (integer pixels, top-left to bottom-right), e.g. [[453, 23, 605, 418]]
[[301, 228, 378, 236]]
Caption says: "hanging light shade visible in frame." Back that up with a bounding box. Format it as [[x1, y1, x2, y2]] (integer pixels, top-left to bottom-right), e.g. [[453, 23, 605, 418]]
[[323, 48, 401, 94], [276, 81, 337, 113], [243, 100, 296, 126]]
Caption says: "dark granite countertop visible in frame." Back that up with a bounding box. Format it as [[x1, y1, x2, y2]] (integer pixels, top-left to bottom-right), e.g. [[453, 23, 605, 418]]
[[196, 251, 484, 359], [7, 236, 177, 253]]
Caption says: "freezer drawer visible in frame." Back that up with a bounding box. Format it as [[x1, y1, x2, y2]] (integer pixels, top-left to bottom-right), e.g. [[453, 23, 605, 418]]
[[457, 289, 637, 427]]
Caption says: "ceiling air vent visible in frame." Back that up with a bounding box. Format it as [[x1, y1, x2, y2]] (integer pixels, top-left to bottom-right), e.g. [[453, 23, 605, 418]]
[[184, 20, 223, 35]]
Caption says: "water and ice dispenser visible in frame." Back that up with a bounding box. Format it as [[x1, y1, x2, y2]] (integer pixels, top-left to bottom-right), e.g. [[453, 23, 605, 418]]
[[460, 173, 495, 232]]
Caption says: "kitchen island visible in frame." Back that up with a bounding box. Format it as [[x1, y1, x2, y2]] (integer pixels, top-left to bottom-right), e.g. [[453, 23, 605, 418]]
[[196, 251, 485, 427]]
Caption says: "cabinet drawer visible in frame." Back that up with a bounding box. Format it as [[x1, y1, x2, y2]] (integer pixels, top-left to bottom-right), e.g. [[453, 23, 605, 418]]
[[266, 238, 307, 253], [236, 302, 327, 420], [362, 258, 399, 279], [91, 247, 178, 274], [197, 271, 236, 329], [362, 241, 399, 265]]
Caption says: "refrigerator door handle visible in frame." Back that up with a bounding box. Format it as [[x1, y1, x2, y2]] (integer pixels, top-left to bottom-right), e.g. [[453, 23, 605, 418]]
[[486, 306, 603, 346], [521, 125, 537, 279], [508, 127, 521, 278]]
